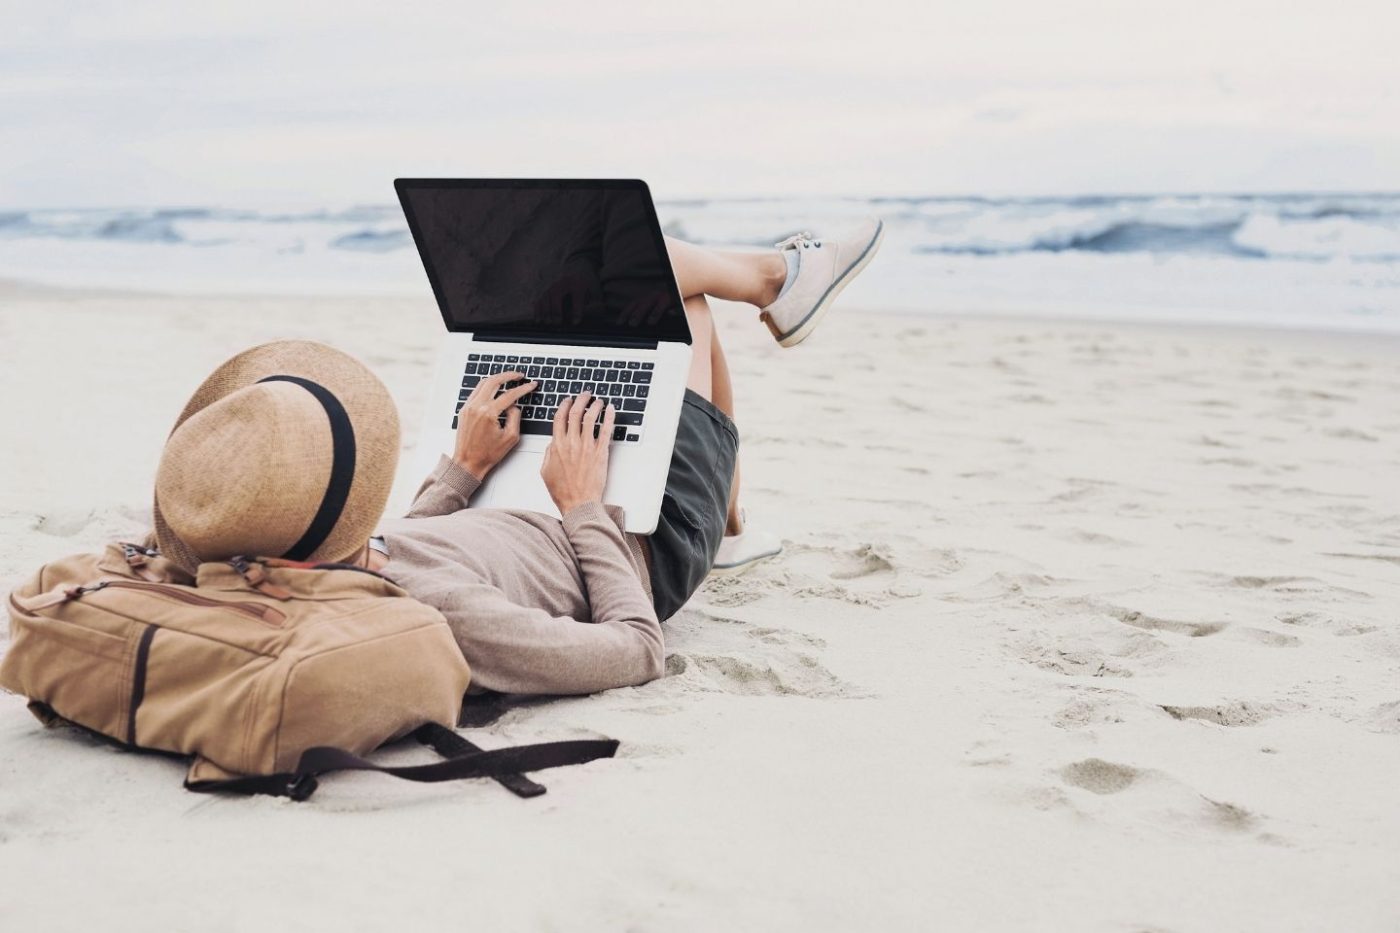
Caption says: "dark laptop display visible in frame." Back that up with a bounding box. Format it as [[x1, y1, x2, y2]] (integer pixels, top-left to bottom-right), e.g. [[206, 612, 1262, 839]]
[[396, 179, 691, 344]]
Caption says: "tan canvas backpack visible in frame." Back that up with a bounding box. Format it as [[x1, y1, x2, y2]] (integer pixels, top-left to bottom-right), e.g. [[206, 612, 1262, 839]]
[[0, 541, 617, 800]]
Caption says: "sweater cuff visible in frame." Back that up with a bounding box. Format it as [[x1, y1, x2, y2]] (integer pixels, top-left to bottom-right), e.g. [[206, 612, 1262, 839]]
[[561, 500, 612, 534], [434, 454, 483, 501]]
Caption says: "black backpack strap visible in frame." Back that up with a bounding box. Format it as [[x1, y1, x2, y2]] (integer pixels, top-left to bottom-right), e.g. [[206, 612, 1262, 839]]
[[415, 722, 547, 798], [184, 727, 619, 802]]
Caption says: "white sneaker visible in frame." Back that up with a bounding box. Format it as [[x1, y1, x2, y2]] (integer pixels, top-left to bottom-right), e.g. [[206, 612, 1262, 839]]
[[758, 217, 885, 347], [710, 510, 783, 576]]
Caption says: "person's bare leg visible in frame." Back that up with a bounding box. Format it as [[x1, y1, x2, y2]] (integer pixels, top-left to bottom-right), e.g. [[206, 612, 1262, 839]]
[[666, 236, 786, 307], [681, 295, 743, 534], [708, 320, 744, 535], [683, 294, 714, 400]]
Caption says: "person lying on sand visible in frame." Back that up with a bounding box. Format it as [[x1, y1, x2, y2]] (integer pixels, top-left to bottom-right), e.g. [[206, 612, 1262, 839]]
[[158, 222, 883, 696]]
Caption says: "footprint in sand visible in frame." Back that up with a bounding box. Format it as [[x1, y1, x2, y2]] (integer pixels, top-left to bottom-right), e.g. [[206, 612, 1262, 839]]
[[1236, 628, 1301, 648], [31, 509, 99, 537], [1058, 759, 1262, 833], [1059, 528, 1136, 548], [1323, 552, 1400, 568], [661, 610, 865, 700], [1159, 701, 1278, 727], [1060, 758, 1140, 794], [1052, 692, 1129, 729], [1366, 701, 1400, 734], [1107, 606, 1227, 638], [828, 543, 895, 580]]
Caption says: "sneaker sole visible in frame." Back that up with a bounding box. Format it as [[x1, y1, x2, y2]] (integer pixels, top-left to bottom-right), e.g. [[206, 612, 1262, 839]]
[[761, 219, 885, 348]]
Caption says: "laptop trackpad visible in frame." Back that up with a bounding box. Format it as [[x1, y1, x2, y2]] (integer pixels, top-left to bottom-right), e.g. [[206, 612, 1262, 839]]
[[470, 450, 558, 517]]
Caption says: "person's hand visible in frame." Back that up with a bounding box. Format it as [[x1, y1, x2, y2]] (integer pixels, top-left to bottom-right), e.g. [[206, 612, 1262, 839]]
[[454, 371, 537, 479], [540, 392, 617, 515]]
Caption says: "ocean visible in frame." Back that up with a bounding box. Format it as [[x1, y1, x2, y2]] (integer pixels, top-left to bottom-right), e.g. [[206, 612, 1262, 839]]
[[2, 193, 1398, 334]]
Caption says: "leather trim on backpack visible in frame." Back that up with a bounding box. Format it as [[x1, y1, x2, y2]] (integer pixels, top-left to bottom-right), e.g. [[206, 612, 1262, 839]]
[[126, 625, 157, 746]]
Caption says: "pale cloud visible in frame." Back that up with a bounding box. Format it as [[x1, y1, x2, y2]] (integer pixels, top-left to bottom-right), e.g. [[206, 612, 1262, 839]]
[[1, 0, 1396, 206]]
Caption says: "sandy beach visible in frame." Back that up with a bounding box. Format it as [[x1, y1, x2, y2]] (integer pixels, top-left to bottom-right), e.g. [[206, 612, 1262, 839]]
[[1, 279, 1398, 931]]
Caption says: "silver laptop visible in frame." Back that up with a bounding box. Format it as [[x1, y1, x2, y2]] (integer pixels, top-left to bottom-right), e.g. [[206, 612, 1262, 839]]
[[395, 178, 693, 534]]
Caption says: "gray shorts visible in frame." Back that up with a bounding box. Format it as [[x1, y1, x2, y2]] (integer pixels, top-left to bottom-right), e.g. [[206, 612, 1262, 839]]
[[645, 390, 738, 621]]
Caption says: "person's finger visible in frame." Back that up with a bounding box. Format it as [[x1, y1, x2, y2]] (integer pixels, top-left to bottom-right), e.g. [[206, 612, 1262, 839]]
[[567, 391, 591, 435], [598, 401, 617, 448], [581, 395, 604, 440], [490, 379, 537, 414], [553, 396, 572, 438], [504, 404, 522, 436], [471, 370, 522, 401]]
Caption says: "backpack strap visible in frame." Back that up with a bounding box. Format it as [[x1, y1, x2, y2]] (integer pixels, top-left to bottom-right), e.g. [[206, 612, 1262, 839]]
[[183, 724, 619, 801], [416, 722, 547, 798]]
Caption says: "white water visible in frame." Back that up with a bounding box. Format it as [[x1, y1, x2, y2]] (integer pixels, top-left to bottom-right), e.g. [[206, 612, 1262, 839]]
[[2, 193, 1397, 334]]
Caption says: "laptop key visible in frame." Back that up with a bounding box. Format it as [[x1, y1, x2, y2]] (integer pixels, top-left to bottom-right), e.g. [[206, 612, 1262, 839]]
[[618, 370, 632, 383], [636, 385, 649, 398], [641, 362, 654, 370], [627, 361, 640, 370], [622, 398, 645, 412], [451, 416, 459, 430], [519, 420, 552, 436], [614, 411, 643, 426], [622, 384, 636, 397], [633, 371, 652, 385], [468, 353, 481, 361], [612, 426, 626, 441]]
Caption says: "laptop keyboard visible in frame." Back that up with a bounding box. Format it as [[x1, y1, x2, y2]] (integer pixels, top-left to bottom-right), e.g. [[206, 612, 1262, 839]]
[[453, 353, 654, 443]]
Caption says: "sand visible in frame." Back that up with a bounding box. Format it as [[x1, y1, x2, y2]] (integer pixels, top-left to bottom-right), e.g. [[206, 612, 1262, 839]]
[[1, 280, 1398, 931]]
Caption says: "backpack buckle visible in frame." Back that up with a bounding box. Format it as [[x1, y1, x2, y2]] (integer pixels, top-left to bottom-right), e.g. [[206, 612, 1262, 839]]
[[228, 556, 293, 601], [285, 773, 318, 801]]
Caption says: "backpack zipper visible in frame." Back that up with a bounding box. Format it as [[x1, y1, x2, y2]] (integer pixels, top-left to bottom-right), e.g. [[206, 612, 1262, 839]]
[[102, 580, 287, 626], [17, 578, 286, 626]]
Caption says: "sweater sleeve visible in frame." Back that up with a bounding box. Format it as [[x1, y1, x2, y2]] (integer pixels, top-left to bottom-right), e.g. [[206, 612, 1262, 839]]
[[404, 455, 483, 518], [403, 501, 663, 696]]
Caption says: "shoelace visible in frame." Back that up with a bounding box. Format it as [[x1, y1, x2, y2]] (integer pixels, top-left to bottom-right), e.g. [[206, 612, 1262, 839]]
[[775, 231, 822, 250]]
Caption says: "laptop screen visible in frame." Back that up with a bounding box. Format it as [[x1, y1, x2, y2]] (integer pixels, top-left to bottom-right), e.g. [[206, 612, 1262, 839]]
[[396, 179, 691, 344]]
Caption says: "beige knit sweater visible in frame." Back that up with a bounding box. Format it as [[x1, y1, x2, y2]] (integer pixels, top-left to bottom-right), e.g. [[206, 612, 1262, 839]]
[[375, 456, 664, 696]]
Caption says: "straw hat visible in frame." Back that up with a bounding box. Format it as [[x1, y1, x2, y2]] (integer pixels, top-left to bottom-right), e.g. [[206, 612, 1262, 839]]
[[153, 340, 401, 574]]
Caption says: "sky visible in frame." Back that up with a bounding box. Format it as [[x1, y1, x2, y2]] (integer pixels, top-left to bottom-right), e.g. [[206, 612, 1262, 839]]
[[2, 0, 1398, 207]]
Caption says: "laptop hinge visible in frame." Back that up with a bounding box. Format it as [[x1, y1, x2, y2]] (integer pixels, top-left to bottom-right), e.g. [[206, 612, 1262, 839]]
[[472, 332, 659, 350]]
